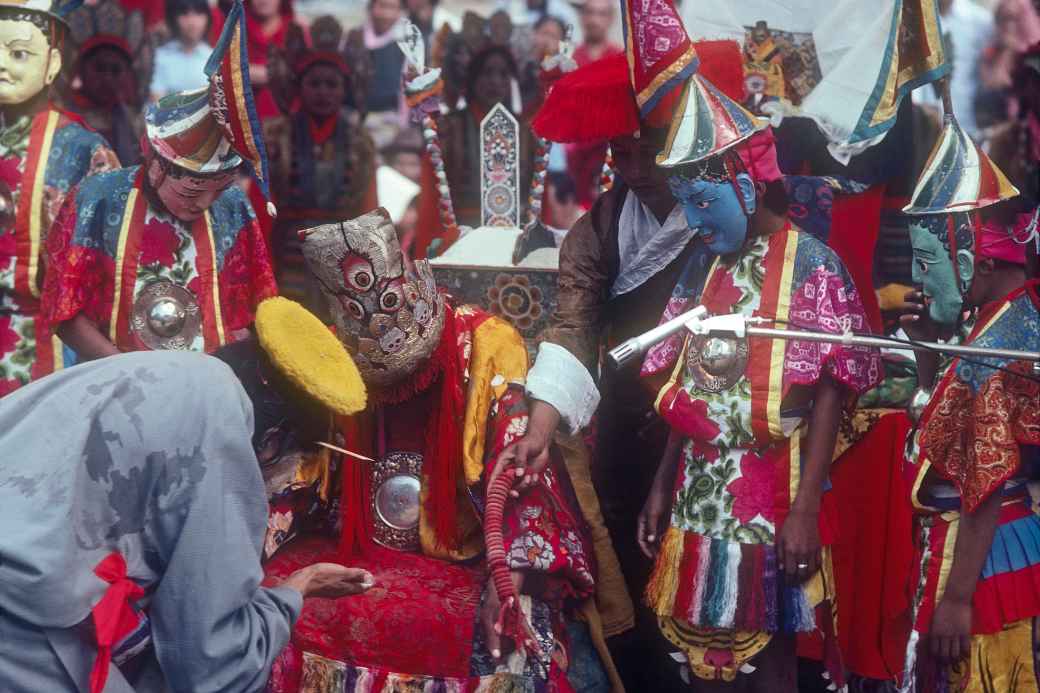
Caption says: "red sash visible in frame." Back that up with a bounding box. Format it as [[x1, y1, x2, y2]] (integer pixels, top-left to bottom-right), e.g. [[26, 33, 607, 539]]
[[89, 552, 144, 693]]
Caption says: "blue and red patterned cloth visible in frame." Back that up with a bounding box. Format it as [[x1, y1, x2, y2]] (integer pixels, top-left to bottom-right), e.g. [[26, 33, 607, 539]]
[[907, 281, 1040, 637], [42, 166, 276, 353], [0, 108, 118, 394]]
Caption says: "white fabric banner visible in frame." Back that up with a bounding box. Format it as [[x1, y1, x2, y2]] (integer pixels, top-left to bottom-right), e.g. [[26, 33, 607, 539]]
[[680, 0, 949, 163]]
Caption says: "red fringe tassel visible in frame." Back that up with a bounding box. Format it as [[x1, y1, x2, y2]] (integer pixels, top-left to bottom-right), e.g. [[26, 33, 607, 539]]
[[338, 414, 374, 558], [424, 310, 465, 551]]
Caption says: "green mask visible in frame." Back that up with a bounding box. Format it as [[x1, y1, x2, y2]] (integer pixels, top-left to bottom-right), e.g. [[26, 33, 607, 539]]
[[908, 213, 975, 325]]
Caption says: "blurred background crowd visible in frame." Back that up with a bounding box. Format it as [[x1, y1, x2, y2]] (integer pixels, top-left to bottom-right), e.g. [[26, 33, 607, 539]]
[[58, 0, 1040, 309], [62, 0, 628, 271]]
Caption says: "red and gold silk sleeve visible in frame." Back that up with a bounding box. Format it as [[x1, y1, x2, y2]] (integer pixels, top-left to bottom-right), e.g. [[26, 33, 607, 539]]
[[41, 187, 115, 327], [921, 362, 1040, 513], [218, 218, 279, 333], [484, 385, 597, 602]]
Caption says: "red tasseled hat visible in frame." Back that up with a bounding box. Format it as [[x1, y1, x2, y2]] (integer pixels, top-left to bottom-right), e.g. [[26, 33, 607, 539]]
[[532, 53, 636, 143], [533, 40, 746, 144]]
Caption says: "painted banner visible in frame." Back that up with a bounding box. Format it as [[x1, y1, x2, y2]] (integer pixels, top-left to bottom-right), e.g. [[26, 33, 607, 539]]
[[679, 0, 949, 162]]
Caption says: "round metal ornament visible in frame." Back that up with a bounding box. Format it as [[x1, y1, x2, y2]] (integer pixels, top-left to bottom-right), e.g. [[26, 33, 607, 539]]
[[685, 335, 749, 392], [370, 451, 423, 551], [131, 281, 202, 350]]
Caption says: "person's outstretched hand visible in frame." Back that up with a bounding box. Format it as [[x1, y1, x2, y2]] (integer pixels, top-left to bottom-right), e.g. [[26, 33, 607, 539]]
[[495, 400, 561, 496], [282, 563, 374, 599]]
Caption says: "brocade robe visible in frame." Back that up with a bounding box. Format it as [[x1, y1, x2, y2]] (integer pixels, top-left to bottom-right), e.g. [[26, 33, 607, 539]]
[[647, 224, 881, 682], [261, 306, 604, 692], [0, 108, 118, 395], [42, 166, 277, 354], [903, 281, 1040, 690]]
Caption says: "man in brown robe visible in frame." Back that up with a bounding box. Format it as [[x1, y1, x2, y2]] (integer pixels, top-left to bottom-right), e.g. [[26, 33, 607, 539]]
[[502, 48, 746, 690]]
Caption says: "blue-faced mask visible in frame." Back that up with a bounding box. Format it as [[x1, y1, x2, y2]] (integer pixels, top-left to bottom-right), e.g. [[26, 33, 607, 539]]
[[908, 213, 975, 326], [668, 172, 757, 255]]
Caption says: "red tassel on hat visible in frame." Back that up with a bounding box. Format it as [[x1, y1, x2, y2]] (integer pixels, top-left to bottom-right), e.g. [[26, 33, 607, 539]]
[[694, 40, 746, 103], [533, 40, 747, 142], [532, 53, 639, 144]]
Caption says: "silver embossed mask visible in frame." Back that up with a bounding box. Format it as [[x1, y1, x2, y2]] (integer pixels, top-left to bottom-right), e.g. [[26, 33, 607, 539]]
[[301, 208, 446, 388]]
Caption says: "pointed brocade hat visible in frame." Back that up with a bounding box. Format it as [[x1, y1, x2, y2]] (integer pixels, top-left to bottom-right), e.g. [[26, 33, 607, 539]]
[[144, 1, 273, 209], [656, 72, 769, 168], [903, 116, 1019, 215], [621, 0, 698, 126]]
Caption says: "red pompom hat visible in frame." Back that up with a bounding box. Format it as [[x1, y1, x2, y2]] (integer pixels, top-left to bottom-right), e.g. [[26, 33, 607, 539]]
[[532, 40, 748, 144]]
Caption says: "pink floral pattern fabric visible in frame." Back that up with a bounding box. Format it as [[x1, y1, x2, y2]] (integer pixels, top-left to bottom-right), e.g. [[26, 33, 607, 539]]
[[664, 234, 775, 542], [784, 266, 879, 392], [726, 451, 776, 525], [641, 295, 691, 377], [662, 229, 880, 544]]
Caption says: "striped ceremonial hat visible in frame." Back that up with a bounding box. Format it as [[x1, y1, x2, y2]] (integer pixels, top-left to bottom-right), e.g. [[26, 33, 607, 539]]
[[144, 1, 274, 211], [621, 0, 698, 127], [0, 0, 81, 23], [903, 116, 1018, 215], [656, 72, 769, 168]]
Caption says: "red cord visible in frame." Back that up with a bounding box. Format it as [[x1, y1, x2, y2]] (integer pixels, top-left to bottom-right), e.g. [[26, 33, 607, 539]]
[[483, 464, 540, 657]]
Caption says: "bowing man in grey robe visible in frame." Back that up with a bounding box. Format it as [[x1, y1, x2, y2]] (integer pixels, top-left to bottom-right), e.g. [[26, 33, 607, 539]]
[[0, 350, 370, 693]]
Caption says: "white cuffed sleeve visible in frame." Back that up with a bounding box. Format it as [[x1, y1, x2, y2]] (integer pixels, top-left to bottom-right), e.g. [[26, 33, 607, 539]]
[[526, 342, 600, 433]]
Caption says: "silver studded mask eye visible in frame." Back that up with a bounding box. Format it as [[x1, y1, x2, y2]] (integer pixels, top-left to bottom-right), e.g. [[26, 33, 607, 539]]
[[301, 208, 446, 389]]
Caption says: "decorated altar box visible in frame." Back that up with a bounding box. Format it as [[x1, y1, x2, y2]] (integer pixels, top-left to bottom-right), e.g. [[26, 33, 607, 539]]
[[430, 227, 559, 356]]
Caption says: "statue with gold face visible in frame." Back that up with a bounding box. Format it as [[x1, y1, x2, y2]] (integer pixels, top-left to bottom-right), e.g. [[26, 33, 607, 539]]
[[0, 0, 119, 397]]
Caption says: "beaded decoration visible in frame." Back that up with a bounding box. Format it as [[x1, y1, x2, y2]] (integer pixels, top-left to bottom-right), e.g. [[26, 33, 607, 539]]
[[669, 152, 736, 184], [521, 28, 575, 230], [524, 136, 550, 229], [398, 21, 460, 242], [422, 114, 460, 240]]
